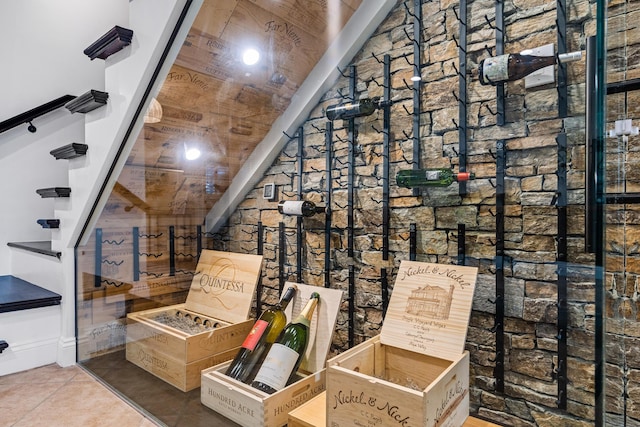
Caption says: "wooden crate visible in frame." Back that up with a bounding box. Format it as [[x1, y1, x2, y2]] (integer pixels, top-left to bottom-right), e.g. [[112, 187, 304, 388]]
[[126, 250, 263, 391], [327, 261, 478, 427], [201, 282, 343, 427], [288, 392, 503, 427]]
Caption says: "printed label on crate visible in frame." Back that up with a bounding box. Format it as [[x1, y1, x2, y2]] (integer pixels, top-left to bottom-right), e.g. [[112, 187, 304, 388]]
[[185, 250, 263, 323], [380, 261, 477, 360]]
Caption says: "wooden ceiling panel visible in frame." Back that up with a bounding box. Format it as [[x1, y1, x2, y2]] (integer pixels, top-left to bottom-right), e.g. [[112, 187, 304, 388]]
[[115, 0, 362, 219]]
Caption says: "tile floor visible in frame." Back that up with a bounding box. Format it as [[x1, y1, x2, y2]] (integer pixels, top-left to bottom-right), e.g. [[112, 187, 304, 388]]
[[0, 364, 160, 427]]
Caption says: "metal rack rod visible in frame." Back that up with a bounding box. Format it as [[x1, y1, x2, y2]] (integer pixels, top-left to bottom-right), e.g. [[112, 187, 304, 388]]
[[458, 0, 468, 196], [278, 221, 285, 294], [257, 222, 264, 317], [411, 0, 422, 197], [382, 54, 391, 261], [348, 65, 356, 258], [169, 226, 175, 276], [297, 128, 304, 282], [494, 140, 506, 393], [133, 227, 140, 282], [349, 265, 355, 347], [196, 225, 202, 260], [556, 131, 568, 409], [325, 122, 333, 288], [94, 228, 102, 288], [410, 223, 417, 261], [458, 223, 466, 266], [495, 0, 505, 126], [557, 0, 568, 117]]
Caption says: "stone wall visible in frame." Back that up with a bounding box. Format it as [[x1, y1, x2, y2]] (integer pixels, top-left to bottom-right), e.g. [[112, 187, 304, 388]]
[[215, 0, 639, 425]]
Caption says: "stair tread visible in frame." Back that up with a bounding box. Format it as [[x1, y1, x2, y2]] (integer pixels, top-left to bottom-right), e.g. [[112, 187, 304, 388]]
[[0, 275, 61, 313], [7, 241, 62, 259]]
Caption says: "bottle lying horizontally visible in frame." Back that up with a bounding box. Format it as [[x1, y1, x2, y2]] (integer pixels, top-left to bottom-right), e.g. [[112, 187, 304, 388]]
[[325, 96, 381, 121], [478, 50, 582, 85], [396, 168, 475, 188], [225, 285, 298, 384], [251, 292, 320, 394], [278, 200, 324, 217]]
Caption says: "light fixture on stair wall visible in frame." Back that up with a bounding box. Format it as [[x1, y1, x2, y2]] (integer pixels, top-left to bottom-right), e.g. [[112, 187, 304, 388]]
[[144, 97, 163, 123]]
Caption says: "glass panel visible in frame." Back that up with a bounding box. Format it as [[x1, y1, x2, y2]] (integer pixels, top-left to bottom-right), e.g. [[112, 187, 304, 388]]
[[604, 0, 640, 425], [75, 1, 363, 425]]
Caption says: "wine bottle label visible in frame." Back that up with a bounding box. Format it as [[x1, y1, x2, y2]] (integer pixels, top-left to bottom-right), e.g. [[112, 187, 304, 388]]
[[482, 55, 509, 83], [280, 201, 305, 215], [424, 170, 441, 181], [241, 320, 268, 351], [252, 343, 299, 391]]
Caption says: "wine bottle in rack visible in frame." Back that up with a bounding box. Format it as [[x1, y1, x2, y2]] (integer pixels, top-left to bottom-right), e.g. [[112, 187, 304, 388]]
[[278, 200, 323, 217], [396, 168, 475, 189], [325, 96, 381, 121], [478, 50, 582, 86], [251, 292, 320, 394], [225, 285, 298, 383]]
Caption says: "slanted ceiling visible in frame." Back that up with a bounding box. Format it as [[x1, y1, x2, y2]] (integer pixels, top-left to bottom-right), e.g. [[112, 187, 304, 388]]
[[111, 0, 396, 230]]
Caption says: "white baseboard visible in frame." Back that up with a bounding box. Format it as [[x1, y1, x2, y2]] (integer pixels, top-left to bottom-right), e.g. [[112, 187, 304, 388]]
[[0, 336, 59, 376], [57, 336, 77, 367], [0, 305, 62, 375]]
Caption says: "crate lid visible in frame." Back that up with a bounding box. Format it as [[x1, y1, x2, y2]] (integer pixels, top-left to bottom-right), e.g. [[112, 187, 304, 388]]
[[283, 282, 343, 373], [185, 250, 263, 323], [380, 261, 477, 360]]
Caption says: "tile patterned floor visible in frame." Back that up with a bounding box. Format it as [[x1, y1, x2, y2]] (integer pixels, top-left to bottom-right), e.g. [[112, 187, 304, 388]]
[[0, 364, 160, 427]]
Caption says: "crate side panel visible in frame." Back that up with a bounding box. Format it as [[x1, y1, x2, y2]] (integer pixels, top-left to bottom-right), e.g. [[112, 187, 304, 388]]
[[423, 352, 470, 427], [326, 364, 423, 427]]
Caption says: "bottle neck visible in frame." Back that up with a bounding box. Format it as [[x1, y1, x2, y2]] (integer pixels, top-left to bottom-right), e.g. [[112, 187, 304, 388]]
[[294, 293, 320, 325], [278, 286, 297, 310]]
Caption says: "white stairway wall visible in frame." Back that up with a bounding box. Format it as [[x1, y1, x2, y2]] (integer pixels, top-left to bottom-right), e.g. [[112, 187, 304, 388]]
[[0, 0, 200, 373]]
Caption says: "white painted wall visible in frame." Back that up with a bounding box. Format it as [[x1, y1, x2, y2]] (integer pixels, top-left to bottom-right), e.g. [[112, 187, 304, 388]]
[[0, 0, 200, 373], [0, 0, 128, 121]]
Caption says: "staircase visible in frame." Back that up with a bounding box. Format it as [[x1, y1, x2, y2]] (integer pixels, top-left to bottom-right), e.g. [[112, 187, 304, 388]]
[[0, 0, 201, 375]]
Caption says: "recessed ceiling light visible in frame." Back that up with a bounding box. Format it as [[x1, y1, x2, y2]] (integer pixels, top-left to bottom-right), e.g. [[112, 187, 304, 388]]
[[185, 147, 201, 160], [242, 48, 260, 65]]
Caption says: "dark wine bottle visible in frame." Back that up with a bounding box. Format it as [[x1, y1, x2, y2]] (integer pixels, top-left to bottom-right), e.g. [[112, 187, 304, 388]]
[[225, 285, 298, 383], [251, 292, 320, 394], [396, 168, 475, 189], [478, 50, 582, 85], [278, 200, 323, 217], [325, 97, 380, 121]]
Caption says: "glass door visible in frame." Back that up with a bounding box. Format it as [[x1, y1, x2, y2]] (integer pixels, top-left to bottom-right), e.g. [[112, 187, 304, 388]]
[[603, 1, 640, 425]]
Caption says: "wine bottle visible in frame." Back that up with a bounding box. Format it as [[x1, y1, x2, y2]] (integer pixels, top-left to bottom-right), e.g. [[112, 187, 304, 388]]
[[225, 285, 297, 383], [396, 168, 475, 189], [325, 97, 380, 121], [251, 292, 320, 394], [478, 50, 582, 85], [278, 200, 323, 217]]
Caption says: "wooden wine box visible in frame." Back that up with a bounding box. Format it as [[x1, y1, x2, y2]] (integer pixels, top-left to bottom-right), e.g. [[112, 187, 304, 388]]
[[326, 261, 478, 427], [200, 282, 343, 427], [125, 250, 263, 392]]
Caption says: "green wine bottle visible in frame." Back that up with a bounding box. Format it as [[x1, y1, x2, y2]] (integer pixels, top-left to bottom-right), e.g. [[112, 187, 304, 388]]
[[396, 168, 475, 189], [251, 292, 320, 394], [225, 285, 297, 383]]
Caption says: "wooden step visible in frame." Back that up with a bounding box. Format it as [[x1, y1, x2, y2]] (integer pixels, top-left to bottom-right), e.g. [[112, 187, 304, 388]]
[[7, 241, 62, 259], [37, 219, 60, 229], [36, 187, 71, 198], [64, 90, 108, 114], [50, 143, 88, 160], [0, 275, 61, 313], [83, 25, 133, 60]]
